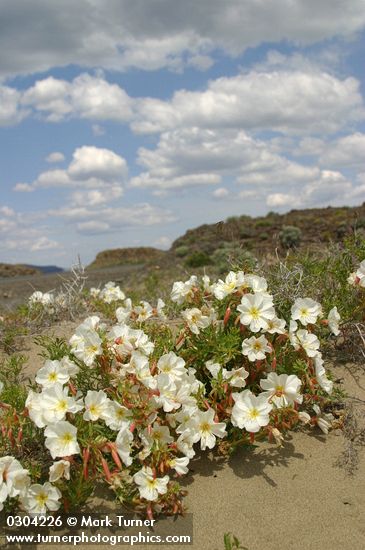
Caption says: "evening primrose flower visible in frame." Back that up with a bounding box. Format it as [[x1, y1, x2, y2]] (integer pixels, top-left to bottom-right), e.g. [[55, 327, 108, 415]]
[[291, 298, 322, 326], [231, 390, 272, 432], [70, 329, 102, 367], [44, 421, 80, 459], [186, 409, 227, 450], [83, 390, 110, 421], [213, 271, 245, 300], [241, 335, 271, 362], [327, 306, 341, 336], [355, 260, 365, 286], [100, 281, 125, 303], [182, 307, 210, 335], [41, 385, 83, 424], [295, 329, 320, 357], [266, 316, 286, 334], [116, 298, 133, 323], [21, 482, 61, 514], [237, 293, 275, 332], [313, 405, 333, 434], [171, 276, 198, 304], [260, 373, 303, 407], [26, 390, 47, 428], [314, 355, 333, 394], [35, 360, 70, 388], [157, 352, 186, 381], [115, 425, 134, 467], [134, 301, 153, 322], [168, 456, 190, 475], [205, 361, 249, 388], [103, 401, 132, 431], [133, 467, 169, 501], [0, 457, 30, 510], [141, 423, 174, 452], [49, 460, 70, 482]]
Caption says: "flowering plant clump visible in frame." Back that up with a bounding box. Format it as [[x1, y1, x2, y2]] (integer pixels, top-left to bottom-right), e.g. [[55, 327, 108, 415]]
[[1, 268, 341, 517]]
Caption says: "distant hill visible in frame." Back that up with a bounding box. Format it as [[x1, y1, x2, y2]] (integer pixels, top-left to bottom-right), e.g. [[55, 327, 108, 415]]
[[0, 263, 41, 278], [25, 264, 64, 274], [88, 247, 167, 269], [169, 203, 365, 265]]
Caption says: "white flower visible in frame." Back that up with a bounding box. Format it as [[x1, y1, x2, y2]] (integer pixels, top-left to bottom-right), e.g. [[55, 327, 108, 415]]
[[237, 293, 275, 332], [100, 281, 125, 303], [327, 306, 341, 336], [245, 275, 269, 295], [0, 457, 30, 510], [182, 307, 210, 335], [202, 275, 213, 293], [35, 360, 70, 388], [83, 390, 110, 421], [171, 276, 198, 305], [168, 456, 190, 475], [291, 298, 322, 326], [41, 385, 83, 424], [176, 431, 196, 458], [313, 404, 333, 434], [49, 460, 71, 482], [213, 271, 245, 300], [0, 381, 3, 395], [44, 421, 80, 458], [295, 329, 320, 357], [157, 352, 186, 381], [314, 355, 333, 394], [205, 361, 249, 388], [89, 287, 101, 298], [115, 425, 134, 467], [134, 301, 153, 322], [260, 373, 303, 407], [60, 356, 79, 376], [241, 335, 271, 362], [116, 298, 133, 323], [231, 390, 272, 432], [156, 298, 167, 320], [70, 329, 102, 367], [21, 482, 61, 514], [266, 316, 286, 334], [129, 351, 156, 389], [185, 409, 227, 451], [298, 411, 311, 424], [133, 467, 169, 501], [103, 401, 132, 431], [26, 390, 47, 428], [141, 423, 173, 452], [347, 272, 357, 286], [355, 260, 365, 286]]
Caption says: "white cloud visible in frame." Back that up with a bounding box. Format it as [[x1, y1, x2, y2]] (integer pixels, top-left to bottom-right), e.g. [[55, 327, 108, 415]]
[[46, 151, 65, 163], [21, 74, 133, 123], [132, 70, 364, 135], [68, 146, 127, 181], [319, 132, 365, 168], [14, 146, 127, 196], [1, 1, 365, 77], [0, 85, 27, 126], [0, 205, 15, 217], [213, 187, 229, 198]]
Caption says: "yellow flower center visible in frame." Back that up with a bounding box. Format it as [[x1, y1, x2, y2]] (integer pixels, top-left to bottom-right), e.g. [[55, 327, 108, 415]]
[[200, 422, 211, 433], [147, 478, 157, 488], [275, 385, 284, 397], [249, 408, 259, 419], [300, 308, 308, 317], [56, 399, 68, 411], [249, 307, 260, 319], [48, 372, 58, 382], [36, 492, 48, 506], [253, 342, 262, 351], [61, 432, 73, 444], [89, 404, 100, 416]]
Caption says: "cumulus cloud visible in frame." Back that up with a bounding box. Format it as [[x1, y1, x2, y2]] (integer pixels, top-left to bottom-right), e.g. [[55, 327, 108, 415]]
[[14, 146, 127, 196], [0, 85, 28, 126], [129, 128, 327, 191], [318, 132, 365, 168], [21, 73, 133, 122], [1, 1, 365, 77], [213, 187, 230, 198], [132, 69, 364, 135], [46, 151, 65, 163], [52, 203, 177, 234]]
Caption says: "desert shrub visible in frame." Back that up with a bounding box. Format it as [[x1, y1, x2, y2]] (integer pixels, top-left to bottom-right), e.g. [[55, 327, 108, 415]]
[[175, 245, 189, 258], [212, 245, 256, 273], [185, 251, 212, 267], [0, 267, 339, 518], [239, 227, 255, 239], [254, 219, 272, 228], [259, 232, 269, 240], [279, 225, 302, 249]]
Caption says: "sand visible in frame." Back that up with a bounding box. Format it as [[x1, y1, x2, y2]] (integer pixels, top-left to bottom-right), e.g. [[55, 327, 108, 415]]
[[2, 326, 365, 550]]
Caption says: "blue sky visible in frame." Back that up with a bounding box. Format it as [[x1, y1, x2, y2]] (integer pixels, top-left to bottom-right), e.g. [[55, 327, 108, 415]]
[[1, 1, 365, 267]]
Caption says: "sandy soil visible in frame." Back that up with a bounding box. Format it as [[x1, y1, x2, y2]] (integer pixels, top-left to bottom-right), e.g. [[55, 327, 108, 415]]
[[2, 326, 365, 550]]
